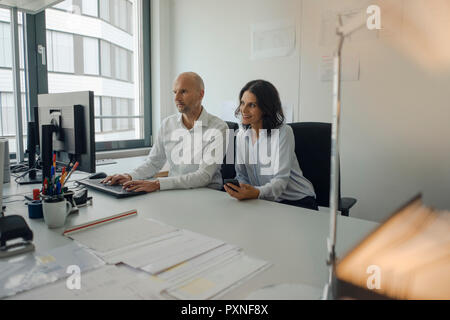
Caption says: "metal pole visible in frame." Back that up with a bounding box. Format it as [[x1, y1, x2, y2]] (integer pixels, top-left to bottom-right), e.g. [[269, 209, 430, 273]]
[[323, 22, 345, 300], [10, 7, 24, 163]]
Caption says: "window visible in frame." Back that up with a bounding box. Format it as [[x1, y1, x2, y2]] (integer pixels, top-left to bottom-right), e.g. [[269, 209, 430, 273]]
[[46, 31, 74, 73], [99, 0, 133, 35], [0, 93, 15, 136], [119, 0, 127, 31], [83, 37, 99, 75], [94, 96, 101, 133], [99, 0, 110, 22], [0, 9, 28, 157], [53, 0, 73, 12], [0, 22, 12, 67], [117, 98, 128, 131], [0, 1, 150, 159], [45, 0, 147, 149], [126, 1, 133, 33], [101, 96, 112, 133], [112, 0, 120, 29], [82, 0, 98, 17], [100, 40, 111, 77]]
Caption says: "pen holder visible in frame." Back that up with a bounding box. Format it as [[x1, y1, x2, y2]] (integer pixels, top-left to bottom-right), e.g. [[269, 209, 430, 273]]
[[42, 196, 73, 228], [28, 200, 43, 219]]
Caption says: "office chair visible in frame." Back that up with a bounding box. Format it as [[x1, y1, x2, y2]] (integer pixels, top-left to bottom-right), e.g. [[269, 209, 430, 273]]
[[287, 122, 357, 216], [221, 121, 239, 182]]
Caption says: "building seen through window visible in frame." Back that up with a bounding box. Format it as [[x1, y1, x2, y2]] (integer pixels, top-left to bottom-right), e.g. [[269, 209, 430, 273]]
[[0, 9, 28, 154], [46, 0, 143, 143]]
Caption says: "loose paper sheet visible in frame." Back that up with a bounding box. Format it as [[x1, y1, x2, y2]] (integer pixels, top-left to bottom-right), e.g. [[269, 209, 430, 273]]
[[251, 19, 296, 60], [66, 216, 177, 253]]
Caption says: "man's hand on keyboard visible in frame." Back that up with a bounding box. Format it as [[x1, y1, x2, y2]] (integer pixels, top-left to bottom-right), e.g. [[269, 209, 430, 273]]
[[122, 180, 160, 193], [101, 174, 132, 185]]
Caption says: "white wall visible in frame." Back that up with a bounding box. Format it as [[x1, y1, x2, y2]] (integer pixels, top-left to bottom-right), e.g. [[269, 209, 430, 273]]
[[299, 0, 450, 222], [152, 0, 450, 222], [168, 0, 302, 121]]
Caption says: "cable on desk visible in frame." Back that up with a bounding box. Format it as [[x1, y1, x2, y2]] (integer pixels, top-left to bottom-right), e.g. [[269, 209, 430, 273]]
[[3, 191, 37, 198], [3, 199, 27, 204]]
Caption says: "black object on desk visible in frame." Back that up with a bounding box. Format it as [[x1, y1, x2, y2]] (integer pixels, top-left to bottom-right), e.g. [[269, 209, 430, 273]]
[[88, 172, 107, 179], [0, 215, 35, 258]]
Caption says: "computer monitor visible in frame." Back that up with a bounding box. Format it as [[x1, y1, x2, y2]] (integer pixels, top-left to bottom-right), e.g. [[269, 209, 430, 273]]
[[37, 91, 96, 179]]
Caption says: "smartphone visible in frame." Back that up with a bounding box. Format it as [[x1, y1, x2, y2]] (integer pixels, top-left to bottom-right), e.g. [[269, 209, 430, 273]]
[[224, 179, 240, 188]]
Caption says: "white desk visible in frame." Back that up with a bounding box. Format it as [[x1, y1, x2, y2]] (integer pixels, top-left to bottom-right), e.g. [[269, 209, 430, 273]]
[[3, 157, 378, 299]]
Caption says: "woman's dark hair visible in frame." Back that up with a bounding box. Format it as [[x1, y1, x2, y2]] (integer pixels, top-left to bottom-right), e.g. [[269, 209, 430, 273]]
[[235, 80, 285, 134]]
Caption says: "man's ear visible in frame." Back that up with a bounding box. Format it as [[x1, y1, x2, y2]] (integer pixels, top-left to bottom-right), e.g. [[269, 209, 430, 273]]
[[199, 89, 205, 99]]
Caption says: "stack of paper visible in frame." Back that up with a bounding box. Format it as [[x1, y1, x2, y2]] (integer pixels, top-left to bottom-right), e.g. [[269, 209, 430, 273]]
[[65, 216, 178, 253], [165, 253, 271, 300], [62, 213, 272, 300], [123, 230, 225, 274]]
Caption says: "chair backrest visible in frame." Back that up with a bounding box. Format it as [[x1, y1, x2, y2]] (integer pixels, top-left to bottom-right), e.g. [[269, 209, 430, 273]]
[[221, 121, 239, 181], [287, 122, 341, 208]]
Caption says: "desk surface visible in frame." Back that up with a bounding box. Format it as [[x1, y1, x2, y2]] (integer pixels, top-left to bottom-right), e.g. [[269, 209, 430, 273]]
[[3, 157, 378, 299]]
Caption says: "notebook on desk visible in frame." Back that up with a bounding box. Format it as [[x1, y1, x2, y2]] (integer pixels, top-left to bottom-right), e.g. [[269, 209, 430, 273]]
[[78, 179, 147, 198]]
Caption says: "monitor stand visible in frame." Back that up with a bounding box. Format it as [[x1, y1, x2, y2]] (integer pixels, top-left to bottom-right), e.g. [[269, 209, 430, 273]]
[[17, 171, 43, 185]]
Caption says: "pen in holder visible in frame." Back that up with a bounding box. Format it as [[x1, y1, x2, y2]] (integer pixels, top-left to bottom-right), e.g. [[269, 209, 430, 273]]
[[40, 158, 80, 228]]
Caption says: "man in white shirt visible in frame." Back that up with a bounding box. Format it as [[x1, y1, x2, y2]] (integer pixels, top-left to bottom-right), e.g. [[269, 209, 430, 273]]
[[102, 72, 228, 193]]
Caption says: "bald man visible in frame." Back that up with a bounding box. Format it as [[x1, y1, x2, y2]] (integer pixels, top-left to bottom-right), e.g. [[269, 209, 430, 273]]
[[102, 72, 228, 193]]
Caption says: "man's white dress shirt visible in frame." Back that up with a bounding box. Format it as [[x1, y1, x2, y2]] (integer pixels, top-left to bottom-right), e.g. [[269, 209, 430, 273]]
[[129, 108, 228, 190]]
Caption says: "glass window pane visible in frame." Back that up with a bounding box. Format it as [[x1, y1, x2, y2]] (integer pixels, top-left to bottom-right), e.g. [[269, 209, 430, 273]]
[[99, 0, 110, 22], [100, 40, 111, 77], [101, 96, 112, 132], [52, 32, 74, 73], [126, 1, 133, 34], [0, 9, 29, 155], [53, 0, 73, 12], [18, 25, 24, 69], [0, 22, 12, 68], [94, 96, 101, 133], [46, 30, 54, 71], [113, 0, 120, 28], [119, 0, 127, 31], [82, 0, 98, 17], [114, 45, 121, 80], [1, 93, 15, 136], [83, 37, 99, 75]]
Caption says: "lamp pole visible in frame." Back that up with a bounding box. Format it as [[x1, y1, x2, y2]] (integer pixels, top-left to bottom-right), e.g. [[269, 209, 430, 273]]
[[322, 12, 367, 299]]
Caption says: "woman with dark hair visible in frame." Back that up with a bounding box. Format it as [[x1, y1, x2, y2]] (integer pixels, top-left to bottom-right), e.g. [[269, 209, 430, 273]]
[[224, 80, 317, 210]]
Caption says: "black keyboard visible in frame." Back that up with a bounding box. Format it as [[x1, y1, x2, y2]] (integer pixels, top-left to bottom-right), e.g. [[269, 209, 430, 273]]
[[77, 179, 147, 198]]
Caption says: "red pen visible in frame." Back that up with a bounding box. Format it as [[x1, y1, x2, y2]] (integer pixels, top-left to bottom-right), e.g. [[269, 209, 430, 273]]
[[43, 178, 48, 195]]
